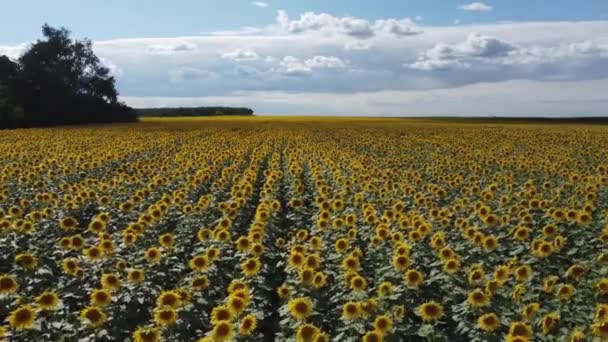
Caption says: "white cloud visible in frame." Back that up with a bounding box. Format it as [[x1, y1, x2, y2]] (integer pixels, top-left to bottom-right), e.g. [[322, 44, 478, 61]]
[[278, 55, 347, 75], [100, 57, 123, 77], [415, 16, 424, 22], [252, 1, 269, 8], [344, 41, 371, 51], [2, 15, 603, 116], [221, 48, 260, 62], [147, 41, 197, 55], [275, 10, 420, 38], [0, 42, 29, 59], [409, 32, 608, 71], [121, 79, 608, 117], [460, 2, 493, 12]]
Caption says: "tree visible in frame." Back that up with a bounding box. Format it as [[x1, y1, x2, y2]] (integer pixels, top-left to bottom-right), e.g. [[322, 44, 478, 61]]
[[1, 24, 136, 128]]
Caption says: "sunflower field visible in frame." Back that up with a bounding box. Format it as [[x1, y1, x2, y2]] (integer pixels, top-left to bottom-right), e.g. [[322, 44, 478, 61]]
[[1, 117, 608, 341]]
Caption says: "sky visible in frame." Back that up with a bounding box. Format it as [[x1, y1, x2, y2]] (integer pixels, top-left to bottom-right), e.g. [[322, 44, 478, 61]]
[[1, 0, 608, 116]]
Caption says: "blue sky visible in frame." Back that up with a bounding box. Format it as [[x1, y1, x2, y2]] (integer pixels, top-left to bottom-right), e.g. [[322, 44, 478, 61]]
[[2, 1, 608, 116], [2, 0, 607, 44]]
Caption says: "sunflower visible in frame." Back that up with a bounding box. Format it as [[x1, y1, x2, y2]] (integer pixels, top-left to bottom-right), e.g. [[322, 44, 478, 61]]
[[84, 246, 104, 261], [189, 255, 210, 272], [592, 321, 608, 337], [192, 276, 209, 291], [238, 314, 257, 336], [482, 236, 498, 251], [8, 305, 36, 330], [211, 305, 233, 325], [250, 242, 264, 256], [312, 272, 327, 289], [570, 327, 585, 342], [542, 275, 559, 293], [467, 289, 490, 307], [404, 269, 424, 289], [241, 257, 262, 277], [288, 297, 314, 321], [296, 323, 319, 342], [206, 247, 221, 261], [227, 295, 247, 315], [514, 265, 532, 282], [521, 302, 540, 321], [88, 219, 106, 234], [61, 258, 80, 275], [556, 283, 575, 302], [289, 252, 305, 269], [341, 255, 360, 271], [566, 264, 587, 281], [342, 301, 360, 320], [392, 255, 410, 271], [335, 238, 349, 253], [0, 274, 18, 295], [477, 313, 500, 332], [154, 307, 178, 327], [374, 314, 394, 334], [443, 258, 461, 274], [70, 234, 86, 250], [211, 321, 233, 342], [80, 306, 108, 328], [541, 312, 559, 335], [35, 291, 60, 310], [377, 281, 393, 297], [90, 289, 112, 307], [508, 321, 533, 338], [362, 330, 384, 342], [158, 233, 175, 247], [468, 268, 485, 285], [128, 268, 145, 284], [576, 211, 592, 225], [596, 278, 608, 295], [512, 284, 527, 302], [59, 217, 78, 230], [144, 247, 163, 264], [349, 275, 368, 292], [101, 273, 121, 291], [132, 326, 162, 342], [156, 290, 182, 308], [15, 253, 38, 270], [277, 284, 291, 299], [418, 301, 444, 321]]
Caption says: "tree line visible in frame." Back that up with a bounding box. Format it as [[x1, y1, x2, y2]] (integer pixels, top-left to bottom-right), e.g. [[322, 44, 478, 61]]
[[136, 107, 254, 117], [0, 25, 136, 129]]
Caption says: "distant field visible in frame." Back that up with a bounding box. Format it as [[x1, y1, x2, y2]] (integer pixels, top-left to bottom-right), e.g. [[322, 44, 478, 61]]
[[1, 117, 607, 341]]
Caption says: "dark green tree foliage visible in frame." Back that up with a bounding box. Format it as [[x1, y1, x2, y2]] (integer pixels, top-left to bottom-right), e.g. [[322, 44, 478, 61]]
[[0, 24, 136, 129], [136, 106, 254, 117]]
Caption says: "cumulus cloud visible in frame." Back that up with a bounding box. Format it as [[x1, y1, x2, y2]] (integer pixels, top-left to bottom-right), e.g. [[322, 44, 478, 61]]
[[2, 15, 601, 116], [275, 10, 420, 38], [221, 49, 260, 62], [278, 55, 347, 76], [460, 2, 493, 11], [409, 32, 608, 72], [252, 1, 268, 8], [409, 33, 517, 70], [0, 42, 29, 59]]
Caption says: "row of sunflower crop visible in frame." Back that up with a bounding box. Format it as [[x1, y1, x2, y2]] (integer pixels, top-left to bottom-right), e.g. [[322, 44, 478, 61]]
[[2, 119, 608, 341]]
